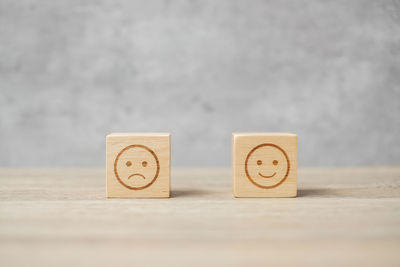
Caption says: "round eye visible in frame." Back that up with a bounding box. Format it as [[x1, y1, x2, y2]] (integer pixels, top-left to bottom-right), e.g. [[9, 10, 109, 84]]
[[273, 160, 278, 165], [142, 161, 148, 167], [126, 161, 132, 167], [257, 160, 262, 165]]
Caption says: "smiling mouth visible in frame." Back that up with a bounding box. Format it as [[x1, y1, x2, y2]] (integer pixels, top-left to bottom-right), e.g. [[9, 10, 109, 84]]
[[127, 173, 146, 180], [258, 172, 276, 178]]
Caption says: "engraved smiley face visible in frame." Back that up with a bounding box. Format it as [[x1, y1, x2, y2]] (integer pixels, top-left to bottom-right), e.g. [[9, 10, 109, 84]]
[[114, 145, 160, 190], [245, 144, 290, 189]]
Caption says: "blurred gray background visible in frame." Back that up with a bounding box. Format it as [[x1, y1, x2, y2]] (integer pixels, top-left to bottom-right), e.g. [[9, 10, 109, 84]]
[[0, 0, 399, 167]]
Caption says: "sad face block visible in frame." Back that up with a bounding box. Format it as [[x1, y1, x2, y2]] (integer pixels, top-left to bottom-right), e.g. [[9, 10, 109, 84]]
[[233, 133, 297, 197], [106, 133, 170, 198]]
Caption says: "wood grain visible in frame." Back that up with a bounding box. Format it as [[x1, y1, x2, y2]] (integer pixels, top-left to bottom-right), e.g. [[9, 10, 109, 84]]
[[0, 167, 399, 267]]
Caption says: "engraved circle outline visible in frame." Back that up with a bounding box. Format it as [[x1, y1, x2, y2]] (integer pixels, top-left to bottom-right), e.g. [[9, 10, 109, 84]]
[[114, 144, 160, 190], [245, 143, 290, 189]]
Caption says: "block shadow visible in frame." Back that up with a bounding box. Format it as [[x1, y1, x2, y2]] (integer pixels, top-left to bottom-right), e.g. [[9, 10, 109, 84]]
[[297, 187, 391, 198], [171, 189, 209, 198], [297, 188, 337, 197]]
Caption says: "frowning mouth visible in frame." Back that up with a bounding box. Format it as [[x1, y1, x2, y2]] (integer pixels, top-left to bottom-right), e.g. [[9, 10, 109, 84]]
[[258, 172, 276, 178], [128, 173, 146, 180]]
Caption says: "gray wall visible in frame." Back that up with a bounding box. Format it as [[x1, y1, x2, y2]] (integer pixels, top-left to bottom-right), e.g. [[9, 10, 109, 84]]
[[1, 0, 399, 167]]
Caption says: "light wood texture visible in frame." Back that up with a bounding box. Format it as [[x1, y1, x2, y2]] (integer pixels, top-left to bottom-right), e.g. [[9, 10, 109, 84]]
[[233, 133, 297, 197], [1, 167, 400, 267], [106, 133, 170, 198]]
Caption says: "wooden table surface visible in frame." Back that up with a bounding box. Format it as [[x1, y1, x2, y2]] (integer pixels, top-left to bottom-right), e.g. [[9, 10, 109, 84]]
[[0, 167, 399, 267]]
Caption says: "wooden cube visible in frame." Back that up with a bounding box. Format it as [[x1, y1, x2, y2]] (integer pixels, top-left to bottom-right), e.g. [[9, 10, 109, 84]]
[[233, 133, 297, 197], [106, 133, 170, 198]]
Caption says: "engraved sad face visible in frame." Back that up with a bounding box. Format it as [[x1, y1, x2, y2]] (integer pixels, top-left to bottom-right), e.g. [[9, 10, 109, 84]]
[[114, 145, 160, 190], [245, 144, 290, 189]]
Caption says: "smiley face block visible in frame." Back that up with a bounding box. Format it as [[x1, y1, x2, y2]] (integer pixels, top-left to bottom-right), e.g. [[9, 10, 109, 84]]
[[233, 133, 297, 197], [106, 133, 170, 198]]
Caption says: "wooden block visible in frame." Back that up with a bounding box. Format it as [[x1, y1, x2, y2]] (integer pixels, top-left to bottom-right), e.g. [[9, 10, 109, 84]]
[[233, 133, 297, 197], [106, 133, 170, 198]]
